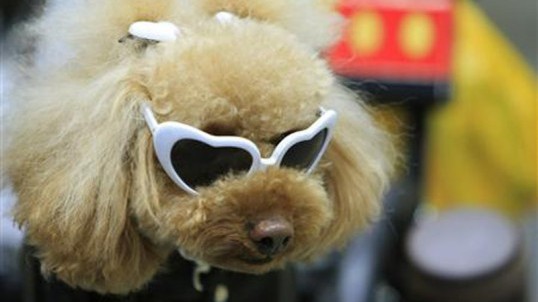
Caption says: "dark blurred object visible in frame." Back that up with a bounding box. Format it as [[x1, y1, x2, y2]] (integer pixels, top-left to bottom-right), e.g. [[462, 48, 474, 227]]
[[1, 0, 44, 34], [338, 179, 420, 302], [22, 246, 297, 302], [332, 96, 428, 302], [402, 209, 525, 302]]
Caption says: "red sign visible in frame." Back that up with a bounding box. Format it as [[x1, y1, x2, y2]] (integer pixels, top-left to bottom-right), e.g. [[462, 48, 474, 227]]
[[327, 0, 453, 82]]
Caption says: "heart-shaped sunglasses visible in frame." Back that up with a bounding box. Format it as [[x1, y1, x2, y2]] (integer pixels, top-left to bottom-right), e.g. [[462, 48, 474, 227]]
[[141, 103, 338, 195]]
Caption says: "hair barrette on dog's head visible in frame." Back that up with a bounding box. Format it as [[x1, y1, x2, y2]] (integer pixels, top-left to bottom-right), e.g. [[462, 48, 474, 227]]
[[128, 21, 181, 42], [214, 11, 240, 24]]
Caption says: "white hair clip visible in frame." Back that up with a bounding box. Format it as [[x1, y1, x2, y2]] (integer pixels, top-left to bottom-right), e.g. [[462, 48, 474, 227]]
[[128, 21, 181, 42], [214, 11, 240, 24]]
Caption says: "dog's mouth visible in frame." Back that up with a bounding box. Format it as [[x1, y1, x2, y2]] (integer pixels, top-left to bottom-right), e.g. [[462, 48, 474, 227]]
[[214, 254, 284, 274], [214, 247, 282, 268], [179, 247, 278, 269], [238, 255, 274, 265]]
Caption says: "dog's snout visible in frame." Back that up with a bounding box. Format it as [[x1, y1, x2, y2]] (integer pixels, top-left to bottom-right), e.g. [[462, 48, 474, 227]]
[[249, 216, 293, 256]]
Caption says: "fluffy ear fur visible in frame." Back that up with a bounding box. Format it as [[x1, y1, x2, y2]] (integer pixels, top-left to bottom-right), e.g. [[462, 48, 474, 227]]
[[319, 87, 396, 248], [4, 68, 169, 294]]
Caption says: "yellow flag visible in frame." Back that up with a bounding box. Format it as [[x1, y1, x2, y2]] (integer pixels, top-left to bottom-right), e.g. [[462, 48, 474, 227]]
[[425, 0, 537, 216]]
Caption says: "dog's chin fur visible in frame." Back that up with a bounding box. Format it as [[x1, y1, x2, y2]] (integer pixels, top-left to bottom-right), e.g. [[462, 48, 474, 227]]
[[3, 0, 396, 295]]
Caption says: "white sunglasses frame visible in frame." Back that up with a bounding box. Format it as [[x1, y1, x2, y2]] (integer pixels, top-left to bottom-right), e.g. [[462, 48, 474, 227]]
[[141, 102, 338, 195]]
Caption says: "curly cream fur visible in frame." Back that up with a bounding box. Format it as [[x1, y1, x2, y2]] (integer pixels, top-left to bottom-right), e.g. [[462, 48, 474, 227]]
[[4, 0, 396, 294]]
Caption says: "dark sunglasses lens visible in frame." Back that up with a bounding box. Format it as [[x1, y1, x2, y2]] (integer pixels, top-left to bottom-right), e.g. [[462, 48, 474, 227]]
[[281, 129, 328, 171], [171, 140, 253, 189]]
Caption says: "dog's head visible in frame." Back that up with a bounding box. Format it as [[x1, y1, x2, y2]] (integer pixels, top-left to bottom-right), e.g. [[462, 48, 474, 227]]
[[5, 0, 395, 294]]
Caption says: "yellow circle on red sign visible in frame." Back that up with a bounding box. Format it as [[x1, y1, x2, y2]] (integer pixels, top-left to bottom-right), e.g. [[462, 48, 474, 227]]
[[399, 13, 436, 59], [350, 10, 384, 56]]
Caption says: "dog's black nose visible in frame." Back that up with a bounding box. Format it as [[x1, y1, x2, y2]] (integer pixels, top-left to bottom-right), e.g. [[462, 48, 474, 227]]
[[249, 216, 293, 256]]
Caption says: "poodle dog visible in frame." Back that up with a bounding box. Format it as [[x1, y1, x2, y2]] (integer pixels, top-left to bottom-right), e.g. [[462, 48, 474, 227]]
[[3, 0, 395, 295]]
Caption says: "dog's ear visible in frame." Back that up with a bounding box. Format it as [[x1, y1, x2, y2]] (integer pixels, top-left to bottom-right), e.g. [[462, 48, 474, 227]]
[[320, 88, 397, 247], [5, 70, 169, 294], [199, 0, 342, 50]]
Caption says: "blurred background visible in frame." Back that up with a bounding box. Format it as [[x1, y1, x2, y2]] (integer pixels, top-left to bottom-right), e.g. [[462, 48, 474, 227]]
[[1, 0, 536, 301], [327, 1, 536, 302]]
